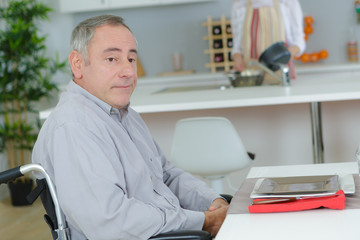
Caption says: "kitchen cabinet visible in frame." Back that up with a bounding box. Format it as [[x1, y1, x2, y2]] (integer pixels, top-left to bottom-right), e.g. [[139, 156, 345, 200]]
[[159, 0, 213, 4], [58, 0, 214, 13], [59, 0, 110, 13], [109, 0, 158, 9]]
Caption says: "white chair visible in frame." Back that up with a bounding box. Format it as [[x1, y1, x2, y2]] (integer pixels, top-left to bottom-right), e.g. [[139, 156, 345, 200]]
[[170, 117, 254, 193]]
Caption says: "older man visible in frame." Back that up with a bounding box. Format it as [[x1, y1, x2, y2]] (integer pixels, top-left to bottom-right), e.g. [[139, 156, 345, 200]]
[[32, 15, 228, 240]]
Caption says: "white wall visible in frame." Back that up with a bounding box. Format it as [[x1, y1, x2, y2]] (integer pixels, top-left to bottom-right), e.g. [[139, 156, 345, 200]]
[[300, 0, 359, 64], [41, 0, 360, 81]]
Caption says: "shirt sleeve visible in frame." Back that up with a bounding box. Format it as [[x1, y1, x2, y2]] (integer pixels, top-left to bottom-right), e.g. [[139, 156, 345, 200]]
[[50, 123, 205, 240], [281, 0, 306, 55], [231, 0, 247, 56]]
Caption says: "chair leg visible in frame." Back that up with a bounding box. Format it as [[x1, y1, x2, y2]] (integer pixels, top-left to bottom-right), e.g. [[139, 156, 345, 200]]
[[209, 177, 224, 194]]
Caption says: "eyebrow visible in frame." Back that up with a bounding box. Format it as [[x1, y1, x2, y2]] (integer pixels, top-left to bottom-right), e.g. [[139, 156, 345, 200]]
[[103, 47, 137, 54]]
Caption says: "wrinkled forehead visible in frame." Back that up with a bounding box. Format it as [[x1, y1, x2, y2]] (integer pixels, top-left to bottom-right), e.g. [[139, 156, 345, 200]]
[[91, 24, 137, 48]]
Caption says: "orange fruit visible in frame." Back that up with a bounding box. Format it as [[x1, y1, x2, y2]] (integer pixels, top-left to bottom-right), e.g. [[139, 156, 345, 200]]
[[319, 49, 329, 59], [304, 16, 314, 25], [309, 52, 319, 62], [301, 53, 310, 63], [304, 25, 314, 35], [294, 55, 301, 61]]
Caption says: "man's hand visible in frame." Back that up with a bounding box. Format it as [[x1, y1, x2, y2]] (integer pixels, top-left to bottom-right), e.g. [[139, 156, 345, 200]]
[[288, 45, 300, 59], [203, 204, 228, 237], [208, 198, 229, 212], [232, 53, 245, 72]]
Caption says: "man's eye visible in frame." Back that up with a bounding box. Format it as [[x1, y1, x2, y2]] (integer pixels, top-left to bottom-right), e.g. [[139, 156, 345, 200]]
[[129, 58, 136, 63], [107, 57, 116, 62]]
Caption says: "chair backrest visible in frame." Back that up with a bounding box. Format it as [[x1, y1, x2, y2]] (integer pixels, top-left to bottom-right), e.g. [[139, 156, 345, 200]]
[[26, 178, 60, 240], [170, 117, 252, 177]]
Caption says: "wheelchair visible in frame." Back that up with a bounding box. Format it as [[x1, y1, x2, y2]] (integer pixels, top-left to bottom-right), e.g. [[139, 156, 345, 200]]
[[0, 164, 231, 240]]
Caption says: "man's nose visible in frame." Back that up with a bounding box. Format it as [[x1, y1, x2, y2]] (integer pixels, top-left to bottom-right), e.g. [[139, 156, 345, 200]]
[[119, 60, 136, 77]]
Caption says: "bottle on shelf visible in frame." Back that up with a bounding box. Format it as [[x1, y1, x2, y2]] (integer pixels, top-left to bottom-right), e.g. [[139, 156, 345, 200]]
[[213, 39, 223, 49], [226, 24, 232, 34], [214, 53, 224, 63], [212, 25, 222, 35], [228, 52, 232, 61], [227, 38, 233, 48], [347, 27, 359, 62], [356, 0, 360, 24]]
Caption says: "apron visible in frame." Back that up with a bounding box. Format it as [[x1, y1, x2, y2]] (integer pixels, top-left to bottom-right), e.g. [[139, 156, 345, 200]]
[[241, 0, 296, 81]]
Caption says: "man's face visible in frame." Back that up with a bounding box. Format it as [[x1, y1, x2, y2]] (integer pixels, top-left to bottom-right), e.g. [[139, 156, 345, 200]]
[[73, 24, 138, 109]]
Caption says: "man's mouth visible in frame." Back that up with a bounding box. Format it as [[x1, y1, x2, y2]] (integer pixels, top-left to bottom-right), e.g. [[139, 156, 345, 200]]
[[113, 84, 132, 89]]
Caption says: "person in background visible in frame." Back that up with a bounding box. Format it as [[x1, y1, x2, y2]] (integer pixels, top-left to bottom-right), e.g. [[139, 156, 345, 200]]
[[231, 0, 306, 79], [32, 15, 228, 240]]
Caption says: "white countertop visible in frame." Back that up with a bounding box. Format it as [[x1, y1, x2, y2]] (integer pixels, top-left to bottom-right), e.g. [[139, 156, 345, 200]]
[[40, 63, 360, 119], [132, 72, 360, 113], [130, 63, 360, 113], [217, 208, 360, 240]]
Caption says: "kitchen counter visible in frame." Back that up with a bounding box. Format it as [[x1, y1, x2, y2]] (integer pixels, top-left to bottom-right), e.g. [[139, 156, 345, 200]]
[[40, 63, 360, 118], [39, 63, 360, 164], [128, 63, 360, 165], [129, 63, 360, 114]]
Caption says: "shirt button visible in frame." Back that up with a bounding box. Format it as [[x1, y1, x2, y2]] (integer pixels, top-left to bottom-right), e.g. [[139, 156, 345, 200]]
[[150, 158, 153, 162]]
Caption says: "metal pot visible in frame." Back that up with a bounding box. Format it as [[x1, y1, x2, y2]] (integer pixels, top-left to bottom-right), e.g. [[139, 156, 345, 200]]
[[259, 41, 291, 71], [226, 69, 264, 87]]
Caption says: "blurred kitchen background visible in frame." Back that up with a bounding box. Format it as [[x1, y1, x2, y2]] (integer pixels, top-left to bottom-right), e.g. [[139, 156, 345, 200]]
[[1, 0, 360, 197], [38, 0, 360, 82]]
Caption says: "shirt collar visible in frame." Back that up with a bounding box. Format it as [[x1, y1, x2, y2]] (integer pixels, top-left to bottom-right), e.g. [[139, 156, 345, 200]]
[[66, 80, 130, 118]]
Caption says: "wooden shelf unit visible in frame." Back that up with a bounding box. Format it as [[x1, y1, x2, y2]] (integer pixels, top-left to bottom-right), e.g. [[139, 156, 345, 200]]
[[202, 16, 234, 73]]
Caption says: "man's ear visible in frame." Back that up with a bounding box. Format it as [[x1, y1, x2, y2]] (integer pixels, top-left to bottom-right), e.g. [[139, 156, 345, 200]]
[[69, 50, 84, 79]]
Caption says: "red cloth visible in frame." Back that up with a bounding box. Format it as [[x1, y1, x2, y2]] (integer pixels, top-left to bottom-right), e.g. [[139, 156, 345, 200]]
[[249, 190, 346, 213]]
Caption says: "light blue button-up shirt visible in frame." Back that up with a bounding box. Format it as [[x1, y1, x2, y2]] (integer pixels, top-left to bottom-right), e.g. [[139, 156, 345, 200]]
[[32, 81, 220, 240]]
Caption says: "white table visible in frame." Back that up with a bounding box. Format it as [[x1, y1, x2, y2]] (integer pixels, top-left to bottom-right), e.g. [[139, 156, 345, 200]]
[[215, 162, 360, 240]]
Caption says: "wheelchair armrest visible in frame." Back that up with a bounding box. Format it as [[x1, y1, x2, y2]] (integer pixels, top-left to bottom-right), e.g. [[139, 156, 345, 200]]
[[220, 194, 233, 204], [150, 194, 232, 240], [149, 230, 212, 240]]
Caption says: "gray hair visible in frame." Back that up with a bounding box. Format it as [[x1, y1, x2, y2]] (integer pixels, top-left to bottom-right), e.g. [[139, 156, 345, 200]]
[[70, 15, 132, 63]]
